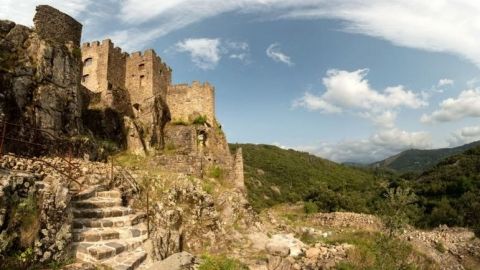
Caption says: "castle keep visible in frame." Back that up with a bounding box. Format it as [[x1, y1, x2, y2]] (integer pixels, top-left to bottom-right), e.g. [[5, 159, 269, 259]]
[[80, 39, 242, 182]]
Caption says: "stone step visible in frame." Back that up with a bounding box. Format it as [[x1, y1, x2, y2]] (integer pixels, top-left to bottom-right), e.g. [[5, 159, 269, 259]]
[[74, 236, 147, 262], [101, 248, 147, 270], [73, 224, 148, 242], [95, 190, 122, 199], [73, 197, 123, 209], [73, 213, 146, 229], [73, 185, 106, 201], [73, 207, 133, 219]]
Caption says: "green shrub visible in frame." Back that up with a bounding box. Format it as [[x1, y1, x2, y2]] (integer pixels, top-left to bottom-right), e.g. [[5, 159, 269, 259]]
[[72, 47, 82, 58], [434, 242, 446, 253], [326, 231, 435, 270], [207, 166, 225, 180], [193, 115, 208, 125], [199, 254, 248, 270], [303, 201, 318, 214], [202, 181, 214, 194]]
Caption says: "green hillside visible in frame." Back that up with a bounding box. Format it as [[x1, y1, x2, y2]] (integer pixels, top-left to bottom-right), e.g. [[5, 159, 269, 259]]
[[407, 146, 480, 232], [229, 144, 382, 212], [371, 140, 480, 173]]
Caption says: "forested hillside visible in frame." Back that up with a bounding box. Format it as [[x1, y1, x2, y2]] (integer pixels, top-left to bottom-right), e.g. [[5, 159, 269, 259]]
[[229, 144, 382, 212]]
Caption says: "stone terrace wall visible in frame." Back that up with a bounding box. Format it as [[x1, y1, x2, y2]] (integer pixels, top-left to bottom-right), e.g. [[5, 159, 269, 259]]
[[33, 5, 82, 45], [167, 81, 215, 125]]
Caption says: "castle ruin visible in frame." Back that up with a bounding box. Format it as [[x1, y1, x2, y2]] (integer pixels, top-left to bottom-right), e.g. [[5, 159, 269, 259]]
[[80, 38, 242, 184]]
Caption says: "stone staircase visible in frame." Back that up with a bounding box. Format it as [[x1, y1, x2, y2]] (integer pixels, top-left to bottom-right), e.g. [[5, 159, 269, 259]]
[[72, 186, 149, 270]]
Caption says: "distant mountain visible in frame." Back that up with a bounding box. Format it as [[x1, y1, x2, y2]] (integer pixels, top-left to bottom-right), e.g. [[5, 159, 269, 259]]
[[229, 143, 380, 212], [371, 141, 480, 173]]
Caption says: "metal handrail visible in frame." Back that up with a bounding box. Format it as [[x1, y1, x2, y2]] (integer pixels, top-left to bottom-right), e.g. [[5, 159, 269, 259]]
[[0, 120, 84, 190]]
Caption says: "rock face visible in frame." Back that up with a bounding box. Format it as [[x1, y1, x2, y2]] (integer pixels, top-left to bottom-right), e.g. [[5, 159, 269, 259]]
[[0, 6, 84, 155]]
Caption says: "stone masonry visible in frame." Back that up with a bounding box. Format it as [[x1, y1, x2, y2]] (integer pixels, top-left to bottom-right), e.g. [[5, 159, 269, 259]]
[[33, 5, 82, 45], [166, 81, 215, 125], [81, 41, 171, 115]]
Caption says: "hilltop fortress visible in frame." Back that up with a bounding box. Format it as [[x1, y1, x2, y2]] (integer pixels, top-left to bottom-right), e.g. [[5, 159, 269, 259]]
[[0, 5, 243, 187]]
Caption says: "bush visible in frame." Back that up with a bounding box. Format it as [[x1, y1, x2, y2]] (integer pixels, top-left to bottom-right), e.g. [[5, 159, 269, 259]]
[[303, 201, 318, 214], [207, 166, 225, 180], [434, 242, 446, 253], [199, 254, 248, 270], [193, 115, 208, 125]]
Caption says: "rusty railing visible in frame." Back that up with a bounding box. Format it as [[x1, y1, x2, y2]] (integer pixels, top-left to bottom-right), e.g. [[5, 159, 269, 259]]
[[0, 120, 83, 190]]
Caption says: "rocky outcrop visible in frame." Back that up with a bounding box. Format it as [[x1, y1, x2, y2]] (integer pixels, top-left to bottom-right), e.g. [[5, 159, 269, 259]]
[[0, 9, 84, 154]]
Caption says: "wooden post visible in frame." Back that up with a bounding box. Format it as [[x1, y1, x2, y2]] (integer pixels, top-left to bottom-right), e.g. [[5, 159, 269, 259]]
[[110, 158, 114, 184], [0, 122, 6, 157], [146, 189, 150, 238]]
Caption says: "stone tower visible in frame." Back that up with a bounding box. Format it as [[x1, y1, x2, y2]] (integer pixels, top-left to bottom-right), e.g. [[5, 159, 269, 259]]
[[166, 81, 216, 125]]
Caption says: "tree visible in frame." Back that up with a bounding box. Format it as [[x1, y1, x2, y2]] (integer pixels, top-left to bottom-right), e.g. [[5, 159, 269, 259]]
[[380, 187, 419, 237]]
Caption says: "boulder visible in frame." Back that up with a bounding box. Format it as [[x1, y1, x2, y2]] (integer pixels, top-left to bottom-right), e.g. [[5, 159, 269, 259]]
[[266, 234, 305, 257]]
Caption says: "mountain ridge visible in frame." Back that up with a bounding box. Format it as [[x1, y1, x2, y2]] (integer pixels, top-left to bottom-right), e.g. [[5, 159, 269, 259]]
[[370, 140, 480, 173]]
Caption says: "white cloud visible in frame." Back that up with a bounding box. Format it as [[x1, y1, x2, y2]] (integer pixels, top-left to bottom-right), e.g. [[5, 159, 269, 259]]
[[293, 92, 342, 113], [438, 78, 454, 87], [266, 43, 294, 66], [421, 88, 480, 123], [7, 1, 480, 67], [301, 128, 431, 163], [172, 38, 249, 69], [113, 0, 480, 68], [174, 38, 221, 70], [293, 69, 426, 128], [448, 125, 480, 146], [0, 0, 91, 26]]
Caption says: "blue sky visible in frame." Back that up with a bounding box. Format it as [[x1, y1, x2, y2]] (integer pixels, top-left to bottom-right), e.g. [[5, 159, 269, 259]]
[[3, 0, 480, 163]]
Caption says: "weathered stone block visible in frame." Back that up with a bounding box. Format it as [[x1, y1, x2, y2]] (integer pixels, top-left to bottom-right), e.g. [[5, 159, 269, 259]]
[[33, 5, 82, 45]]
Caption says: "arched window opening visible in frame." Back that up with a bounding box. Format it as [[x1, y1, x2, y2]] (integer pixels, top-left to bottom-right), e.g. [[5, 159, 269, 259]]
[[84, 57, 93, 67]]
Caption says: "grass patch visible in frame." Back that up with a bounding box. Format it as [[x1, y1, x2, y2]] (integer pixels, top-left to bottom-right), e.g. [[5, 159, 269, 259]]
[[304, 201, 319, 214], [198, 254, 248, 270], [172, 120, 189, 126], [324, 231, 437, 270], [113, 152, 148, 169], [434, 242, 446, 253], [206, 166, 225, 180], [202, 181, 215, 195], [192, 115, 208, 125]]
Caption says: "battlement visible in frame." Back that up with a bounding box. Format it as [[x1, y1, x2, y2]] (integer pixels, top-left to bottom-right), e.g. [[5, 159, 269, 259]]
[[33, 5, 82, 45], [167, 81, 215, 124]]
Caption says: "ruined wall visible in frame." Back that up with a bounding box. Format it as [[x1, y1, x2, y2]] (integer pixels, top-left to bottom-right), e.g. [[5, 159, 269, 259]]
[[233, 148, 245, 190], [33, 5, 82, 45], [167, 82, 215, 124]]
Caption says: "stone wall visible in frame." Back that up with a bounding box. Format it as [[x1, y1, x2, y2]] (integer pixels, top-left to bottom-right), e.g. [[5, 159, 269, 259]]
[[33, 5, 82, 45], [81, 41, 106, 93], [233, 148, 245, 190], [163, 124, 236, 178], [167, 81, 215, 125], [125, 50, 171, 109]]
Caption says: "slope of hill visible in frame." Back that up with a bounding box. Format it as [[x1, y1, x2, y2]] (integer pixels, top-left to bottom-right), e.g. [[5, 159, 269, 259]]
[[229, 143, 381, 212], [408, 146, 480, 232], [371, 140, 480, 173]]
